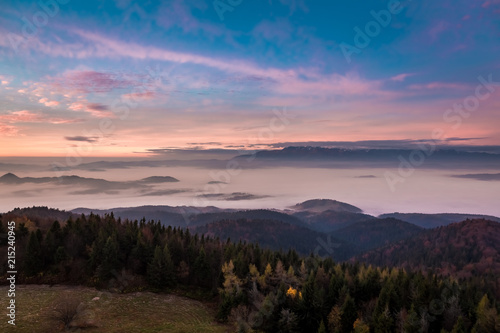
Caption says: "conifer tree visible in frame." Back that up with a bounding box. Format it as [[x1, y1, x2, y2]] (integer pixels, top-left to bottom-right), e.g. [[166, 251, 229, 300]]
[[24, 231, 43, 276]]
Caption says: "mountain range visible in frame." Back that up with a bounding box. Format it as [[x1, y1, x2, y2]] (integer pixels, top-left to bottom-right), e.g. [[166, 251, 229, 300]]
[[5, 199, 499, 273]]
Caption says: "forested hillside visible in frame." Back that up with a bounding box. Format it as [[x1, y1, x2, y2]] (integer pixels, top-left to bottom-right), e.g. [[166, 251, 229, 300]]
[[1, 211, 499, 332]]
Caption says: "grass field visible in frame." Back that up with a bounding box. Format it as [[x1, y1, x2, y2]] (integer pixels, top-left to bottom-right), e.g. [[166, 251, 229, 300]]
[[0, 285, 231, 332]]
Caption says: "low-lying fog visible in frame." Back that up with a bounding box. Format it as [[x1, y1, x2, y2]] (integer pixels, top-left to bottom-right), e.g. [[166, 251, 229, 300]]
[[1, 154, 499, 217]]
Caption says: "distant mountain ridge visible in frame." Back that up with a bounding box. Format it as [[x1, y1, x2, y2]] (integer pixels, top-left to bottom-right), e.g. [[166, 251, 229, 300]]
[[289, 199, 363, 213], [0, 173, 179, 185], [248, 146, 500, 161], [234, 146, 500, 169], [379, 212, 500, 228]]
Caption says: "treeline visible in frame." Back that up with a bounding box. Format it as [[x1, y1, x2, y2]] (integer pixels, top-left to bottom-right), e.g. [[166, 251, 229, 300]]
[[0, 213, 499, 332]]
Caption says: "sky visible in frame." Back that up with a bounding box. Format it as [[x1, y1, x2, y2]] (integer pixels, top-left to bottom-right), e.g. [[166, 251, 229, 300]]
[[0, 0, 500, 157]]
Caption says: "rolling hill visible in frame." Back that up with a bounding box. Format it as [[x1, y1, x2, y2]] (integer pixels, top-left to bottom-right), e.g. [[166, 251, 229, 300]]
[[291, 210, 375, 233], [333, 218, 424, 253], [379, 212, 500, 228], [358, 219, 500, 281], [194, 218, 355, 260], [289, 199, 363, 213]]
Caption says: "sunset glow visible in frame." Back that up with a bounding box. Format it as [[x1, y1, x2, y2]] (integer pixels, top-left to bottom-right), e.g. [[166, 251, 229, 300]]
[[1, 0, 499, 156]]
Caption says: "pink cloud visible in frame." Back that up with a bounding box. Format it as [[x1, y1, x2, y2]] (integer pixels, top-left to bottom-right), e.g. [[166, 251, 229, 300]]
[[252, 18, 294, 43], [51, 70, 137, 94], [273, 73, 389, 99], [69, 101, 116, 118], [390, 73, 414, 82], [482, 0, 500, 8], [122, 91, 157, 100], [0, 110, 81, 125], [70, 30, 394, 100], [2, 30, 400, 103], [39, 98, 60, 107], [428, 21, 450, 41], [0, 110, 44, 123], [0, 110, 81, 136], [0, 124, 18, 136], [0, 75, 11, 86], [409, 82, 470, 90]]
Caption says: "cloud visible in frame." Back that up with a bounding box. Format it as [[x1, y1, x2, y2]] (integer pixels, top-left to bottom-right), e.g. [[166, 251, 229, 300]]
[[0, 173, 185, 196], [68, 101, 115, 118], [452, 173, 500, 181], [197, 192, 271, 201], [409, 82, 470, 90], [140, 189, 190, 196], [87, 103, 109, 111], [268, 138, 486, 150], [39, 98, 60, 107], [122, 91, 157, 100], [482, 0, 500, 8], [2, 30, 392, 102], [390, 73, 414, 82], [187, 142, 223, 146], [0, 124, 18, 136], [65, 136, 99, 143], [0, 75, 11, 85], [428, 21, 450, 42], [0, 111, 81, 132], [51, 70, 138, 94], [252, 18, 294, 44]]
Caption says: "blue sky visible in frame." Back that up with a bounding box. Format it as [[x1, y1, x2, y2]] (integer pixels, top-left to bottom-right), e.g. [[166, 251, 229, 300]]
[[0, 0, 499, 156]]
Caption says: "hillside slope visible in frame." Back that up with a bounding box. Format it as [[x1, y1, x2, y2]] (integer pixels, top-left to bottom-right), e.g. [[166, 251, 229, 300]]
[[334, 218, 424, 253], [379, 212, 500, 228], [359, 219, 500, 279], [194, 218, 355, 260]]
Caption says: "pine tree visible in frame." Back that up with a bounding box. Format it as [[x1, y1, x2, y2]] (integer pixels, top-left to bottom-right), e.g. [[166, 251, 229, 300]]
[[278, 309, 299, 333], [317, 320, 326, 333], [98, 235, 120, 281], [0, 219, 6, 245], [451, 316, 467, 333], [147, 245, 166, 289], [193, 247, 211, 287], [163, 244, 176, 287], [17, 222, 29, 238], [340, 294, 357, 333], [24, 231, 43, 276]]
